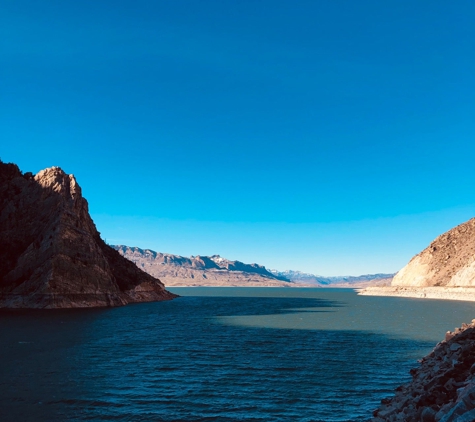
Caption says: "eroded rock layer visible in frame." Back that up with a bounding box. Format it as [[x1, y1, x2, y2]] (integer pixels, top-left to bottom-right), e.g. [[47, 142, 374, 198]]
[[0, 161, 176, 308]]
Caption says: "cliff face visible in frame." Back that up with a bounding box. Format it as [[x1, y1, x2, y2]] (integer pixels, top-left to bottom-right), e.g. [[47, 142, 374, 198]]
[[0, 161, 176, 308], [113, 245, 292, 287], [392, 218, 475, 287]]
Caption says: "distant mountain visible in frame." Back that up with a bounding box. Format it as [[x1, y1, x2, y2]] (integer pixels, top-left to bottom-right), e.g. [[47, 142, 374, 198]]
[[113, 246, 292, 287], [270, 270, 394, 287], [269, 270, 332, 285]]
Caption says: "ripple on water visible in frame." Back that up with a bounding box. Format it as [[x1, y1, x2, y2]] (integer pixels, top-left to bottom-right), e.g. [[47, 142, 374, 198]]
[[1, 288, 474, 421]]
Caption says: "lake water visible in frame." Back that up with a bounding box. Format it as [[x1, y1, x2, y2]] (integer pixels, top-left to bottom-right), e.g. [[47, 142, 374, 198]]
[[1, 288, 474, 422]]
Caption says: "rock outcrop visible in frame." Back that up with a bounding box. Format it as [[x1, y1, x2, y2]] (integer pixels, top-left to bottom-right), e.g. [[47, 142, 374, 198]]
[[0, 161, 176, 308], [392, 218, 475, 288], [371, 321, 475, 422], [114, 245, 292, 287], [359, 218, 475, 300]]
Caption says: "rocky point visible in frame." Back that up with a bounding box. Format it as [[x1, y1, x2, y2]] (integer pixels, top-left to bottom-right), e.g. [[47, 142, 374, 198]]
[[0, 161, 176, 308]]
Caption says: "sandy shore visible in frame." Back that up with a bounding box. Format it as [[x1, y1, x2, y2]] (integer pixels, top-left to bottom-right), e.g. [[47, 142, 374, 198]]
[[357, 286, 475, 302]]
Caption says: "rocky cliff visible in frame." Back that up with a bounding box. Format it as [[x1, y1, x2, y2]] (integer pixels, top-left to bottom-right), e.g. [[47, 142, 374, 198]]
[[0, 161, 176, 308], [113, 245, 292, 287], [371, 321, 475, 422]]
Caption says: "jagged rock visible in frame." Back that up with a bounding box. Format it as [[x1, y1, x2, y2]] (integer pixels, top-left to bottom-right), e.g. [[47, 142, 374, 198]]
[[369, 322, 475, 421], [0, 161, 176, 308], [421, 407, 437, 422], [446, 332, 456, 342]]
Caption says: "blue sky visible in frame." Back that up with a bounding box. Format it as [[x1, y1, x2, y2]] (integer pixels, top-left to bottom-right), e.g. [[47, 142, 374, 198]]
[[1, 0, 474, 275]]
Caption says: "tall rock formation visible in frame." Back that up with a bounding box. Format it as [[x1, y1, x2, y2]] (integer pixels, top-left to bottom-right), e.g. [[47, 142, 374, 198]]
[[392, 218, 475, 287], [0, 161, 176, 308]]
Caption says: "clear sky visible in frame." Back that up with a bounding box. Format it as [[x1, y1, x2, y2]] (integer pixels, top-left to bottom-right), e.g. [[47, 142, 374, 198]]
[[1, 0, 474, 275]]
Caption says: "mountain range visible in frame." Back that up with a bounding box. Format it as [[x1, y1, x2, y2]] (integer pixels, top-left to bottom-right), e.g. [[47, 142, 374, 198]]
[[114, 245, 394, 288], [113, 245, 292, 287], [269, 270, 394, 287]]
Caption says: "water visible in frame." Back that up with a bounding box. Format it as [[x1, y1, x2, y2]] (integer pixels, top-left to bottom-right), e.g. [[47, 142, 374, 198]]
[[0, 288, 474, 422]]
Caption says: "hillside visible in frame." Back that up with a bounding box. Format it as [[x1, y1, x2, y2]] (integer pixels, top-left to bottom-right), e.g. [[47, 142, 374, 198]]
[[0, 161, 176, 308], [360, 217, 475, 300], [113, 245, 293, 287], [392, 217, 475, 287]]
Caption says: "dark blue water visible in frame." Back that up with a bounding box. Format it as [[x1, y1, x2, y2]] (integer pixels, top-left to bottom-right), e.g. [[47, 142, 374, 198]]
[[1, 288, 474, 422]]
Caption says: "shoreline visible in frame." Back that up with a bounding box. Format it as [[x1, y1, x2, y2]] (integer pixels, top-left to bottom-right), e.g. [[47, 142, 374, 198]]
[[164, 284, 371, 288], [370, 320, 475, 421], [357, 286, 475, 302]]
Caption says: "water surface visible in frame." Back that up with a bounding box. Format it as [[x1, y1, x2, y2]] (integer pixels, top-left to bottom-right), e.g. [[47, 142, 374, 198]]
[[0, 288, 473, 422]]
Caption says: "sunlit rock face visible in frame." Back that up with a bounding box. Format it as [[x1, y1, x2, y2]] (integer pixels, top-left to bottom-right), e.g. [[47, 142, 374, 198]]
[[392, 218, 475, 287], [0, 161, 176, 308]]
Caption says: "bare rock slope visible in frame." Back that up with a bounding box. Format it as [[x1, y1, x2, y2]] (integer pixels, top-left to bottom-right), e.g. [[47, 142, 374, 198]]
[[392, 218, 475, 288], [114, 245, 292, 287], [0, 161, 176, 308], [360, 218, 475, 300]]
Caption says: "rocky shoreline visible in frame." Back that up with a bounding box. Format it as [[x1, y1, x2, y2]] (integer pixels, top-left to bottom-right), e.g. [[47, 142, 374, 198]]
[[358, 287, 475, 302], [370, 321, 475, 422]]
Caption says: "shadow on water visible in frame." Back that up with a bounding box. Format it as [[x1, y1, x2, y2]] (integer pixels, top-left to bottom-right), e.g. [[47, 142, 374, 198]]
[[186, 295, 343, 318], [0, 291, 450, 422]]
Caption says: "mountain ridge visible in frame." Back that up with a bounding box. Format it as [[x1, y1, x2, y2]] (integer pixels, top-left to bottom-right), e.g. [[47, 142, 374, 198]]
[[114, 245, 393, 288], [113, 245, 293, 287]]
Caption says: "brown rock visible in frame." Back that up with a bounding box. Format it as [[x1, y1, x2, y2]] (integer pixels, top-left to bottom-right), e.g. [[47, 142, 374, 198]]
[[391, 218, 475, 288], [446, 332, 456, 342], [0, 161, 177, 308], [369, 321, 475, 421]]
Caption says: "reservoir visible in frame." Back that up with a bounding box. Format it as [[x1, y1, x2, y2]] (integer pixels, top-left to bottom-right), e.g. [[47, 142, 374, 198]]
[[1, 288, 474, 421]]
